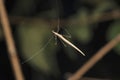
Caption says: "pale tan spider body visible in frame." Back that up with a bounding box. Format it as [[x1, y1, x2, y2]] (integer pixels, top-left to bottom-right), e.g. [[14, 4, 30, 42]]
[[52, 30, 85, 56]]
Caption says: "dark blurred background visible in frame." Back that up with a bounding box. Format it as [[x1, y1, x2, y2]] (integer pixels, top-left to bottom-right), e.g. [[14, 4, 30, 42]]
[[0, 0, 120, 80]]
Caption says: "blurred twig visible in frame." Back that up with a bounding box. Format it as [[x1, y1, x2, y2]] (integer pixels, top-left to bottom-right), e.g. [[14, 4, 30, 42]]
[[7, 9, 120, 25], [68, 34, 120, 80], [0, 0, 24, 80]]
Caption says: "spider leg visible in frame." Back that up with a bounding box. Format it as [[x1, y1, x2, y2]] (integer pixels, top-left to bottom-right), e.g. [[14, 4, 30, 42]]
[[59, 38, 67, 47]]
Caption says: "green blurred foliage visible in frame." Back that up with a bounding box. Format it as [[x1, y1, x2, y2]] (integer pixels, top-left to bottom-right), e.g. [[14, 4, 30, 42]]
[[68, 9, 92, 44], [17, 21, 60, 76], [68, 0, 117, 44], [14, 0, 120, 78], [107, 20, 120, 55], [92, 0, 116, 22]]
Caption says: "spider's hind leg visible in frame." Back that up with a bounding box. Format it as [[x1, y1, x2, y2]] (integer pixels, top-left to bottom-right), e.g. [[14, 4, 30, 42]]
[[54, 35, 58, 45]]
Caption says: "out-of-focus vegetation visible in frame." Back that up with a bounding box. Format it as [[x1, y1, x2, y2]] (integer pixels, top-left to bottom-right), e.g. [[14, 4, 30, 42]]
[[107, 20, 120, 55], [17, 21, 60, 76], [0, 0, 120, 80], [17, 0, 120, 78], [12, 0, 120, 77]]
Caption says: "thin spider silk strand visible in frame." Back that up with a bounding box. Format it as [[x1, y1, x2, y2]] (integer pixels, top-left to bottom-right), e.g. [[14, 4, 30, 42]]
[[22, 37, 53, 64]]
